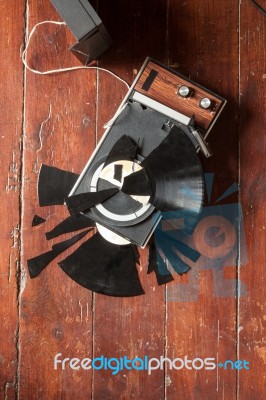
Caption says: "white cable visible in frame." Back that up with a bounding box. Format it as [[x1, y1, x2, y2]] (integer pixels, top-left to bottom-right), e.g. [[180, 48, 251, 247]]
[[21, 20, 130, 89]]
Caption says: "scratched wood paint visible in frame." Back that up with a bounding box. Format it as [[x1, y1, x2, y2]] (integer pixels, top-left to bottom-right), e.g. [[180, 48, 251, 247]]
[[0, 1, 25, 398], [0, 0, 265, 398], [238, 0, 266, 398]]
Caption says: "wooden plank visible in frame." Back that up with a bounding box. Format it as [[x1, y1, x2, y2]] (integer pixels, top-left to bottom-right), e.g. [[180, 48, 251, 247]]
[[92, 1, 168, 399], [19, 1, 97, 398], [13, 0, 265, 398], [165, 0, 240, 398], [238, 0, 266, 398], [0, 1, 25, 398]]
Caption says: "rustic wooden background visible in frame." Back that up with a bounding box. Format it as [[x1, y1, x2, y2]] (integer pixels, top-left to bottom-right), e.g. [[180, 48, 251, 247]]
[[0, 0, 265, 399]]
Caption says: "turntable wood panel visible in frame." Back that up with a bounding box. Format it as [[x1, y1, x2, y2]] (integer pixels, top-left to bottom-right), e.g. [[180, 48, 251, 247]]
[[134, 60, 225, 131]]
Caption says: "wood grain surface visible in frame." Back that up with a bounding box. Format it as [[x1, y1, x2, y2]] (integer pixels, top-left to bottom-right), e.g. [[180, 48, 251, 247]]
[[238, 0, 266, 398], [0, 0, 265, 399], [19, 1, 96, 398], [165, 1, 240, 398], [134, 61, 224, 130], [0, 1, 25, 399]]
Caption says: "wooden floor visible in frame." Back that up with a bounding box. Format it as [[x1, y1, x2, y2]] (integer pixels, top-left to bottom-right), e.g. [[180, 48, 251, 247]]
[[0, 0, 265, 399]]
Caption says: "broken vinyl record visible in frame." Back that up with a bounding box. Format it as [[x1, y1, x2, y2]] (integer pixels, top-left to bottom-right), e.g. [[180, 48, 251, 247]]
[[29, 125, 204, 296], [122, 126, 204, 233], [27, 58, 227, 297], [88, 158, 155, 228], [59, 232, 144, 297]]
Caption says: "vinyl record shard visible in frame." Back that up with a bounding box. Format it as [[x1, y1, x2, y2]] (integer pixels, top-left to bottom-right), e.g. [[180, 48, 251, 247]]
[[38, 164, 79, 206], [46, 214, 95, 240], [153, 227, 201, 275], [65, 188, 119, 215], [155, 229, 201, 263], [114, 164, 123, 182], [59, 233, 144, 297], [32, 215, 46, 227], [97, 178, 119, 191], [122, 168, 152, 196], [122, 126, 204, 233], [27, 229, 89, 278], [147, 241, 174, 285], [141, 126, 203, 214], [103, 134, 138, 167], [158, 242, 191, 275]]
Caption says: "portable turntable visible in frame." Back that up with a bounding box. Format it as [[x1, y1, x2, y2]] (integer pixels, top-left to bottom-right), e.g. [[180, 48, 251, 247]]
[[69, 58, 226, 247], [28, 58, 226, 296]]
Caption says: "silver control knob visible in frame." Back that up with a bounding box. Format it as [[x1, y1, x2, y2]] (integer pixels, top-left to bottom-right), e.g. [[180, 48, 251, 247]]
[[178, 85, 191, 97], [200, 97, 212, 109]]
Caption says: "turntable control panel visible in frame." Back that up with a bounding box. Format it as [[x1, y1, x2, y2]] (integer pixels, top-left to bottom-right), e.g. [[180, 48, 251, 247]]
[[133, 59, 226, 132]]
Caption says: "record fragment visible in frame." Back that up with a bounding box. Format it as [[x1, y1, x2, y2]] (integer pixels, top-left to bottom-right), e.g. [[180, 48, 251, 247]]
[[27, 230, 89, 278], [122, 168, 152, 196], [103, 135, 138, 167], [97, 178, 118, 191], [155, 229, 201, 263], [59, 233, 144, 297], [122, 126, 204, 232], [46, 214, 95, 240], [158, 244, 190, 275], [65, 188, 119, 215], [154, 235, 190, 276], [32, 215, 46, 227], [153, 225, 201, 275], [147, 241, 174, 285], [114, 164, 123, 182], [38, 164, 79, 206], [95, 189, 143, 217], [142, 126, 203, 212]]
